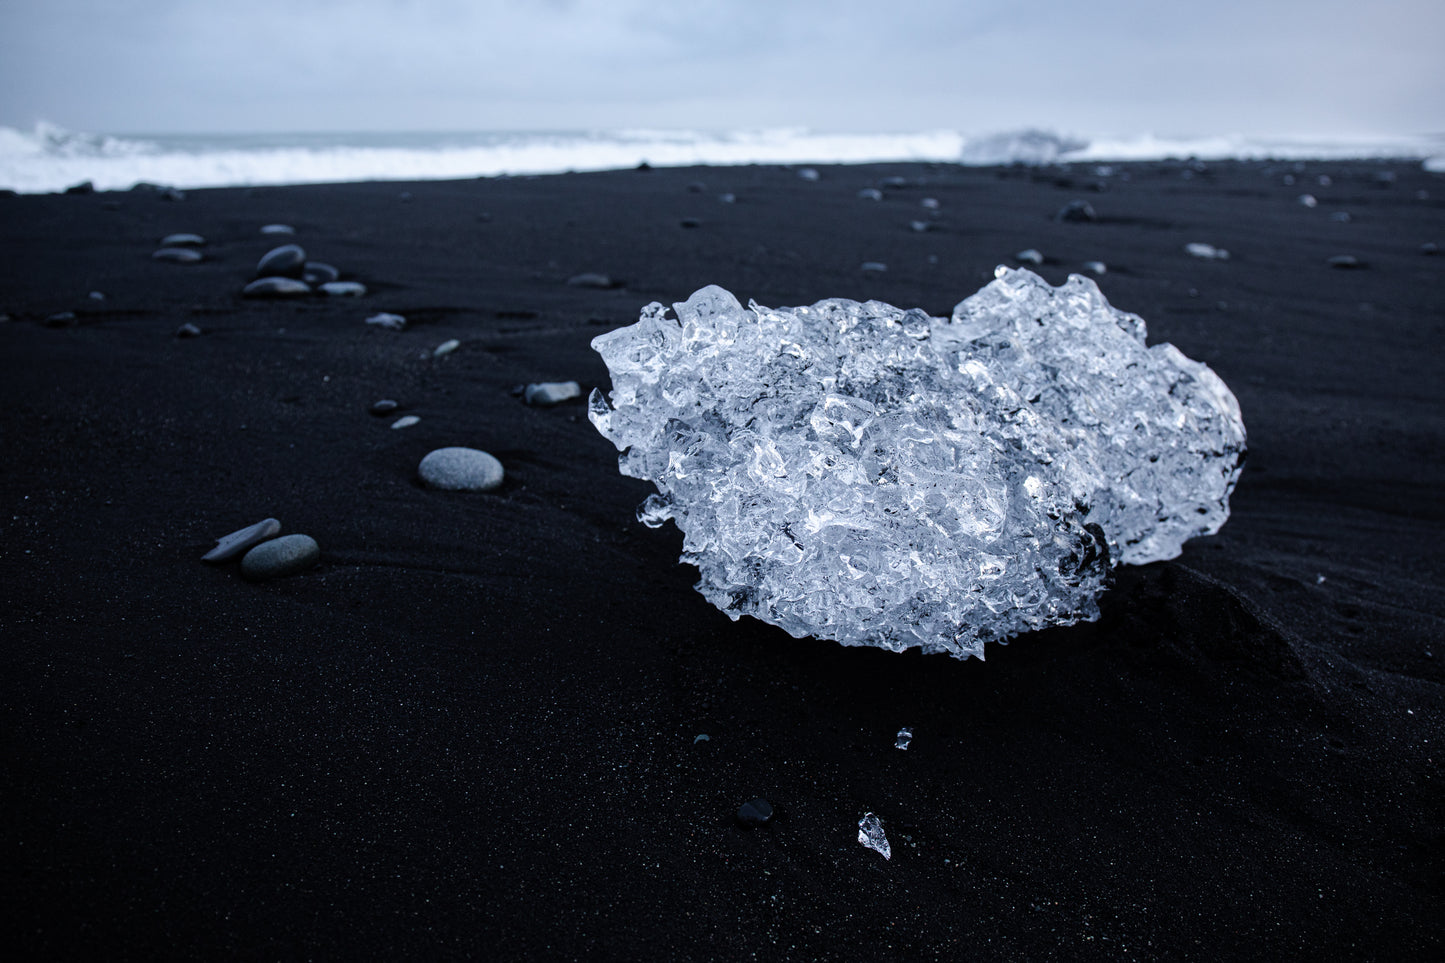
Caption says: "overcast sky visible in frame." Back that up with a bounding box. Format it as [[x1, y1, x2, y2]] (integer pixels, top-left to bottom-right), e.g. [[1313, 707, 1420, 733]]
[[1, 0, 1441, 137]]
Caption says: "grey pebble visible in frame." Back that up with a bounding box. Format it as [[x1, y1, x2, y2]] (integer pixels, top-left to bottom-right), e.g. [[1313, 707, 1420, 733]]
[[203, 517, 281, 562], [1055, 199, 1097, 222], [160, 233, 206, 247], [1083, 260, 1107, 275], [1421, 242, 1439, 256], [366, 312, 407, 331], [566, 272, 615, 289], [302, 262, 340, 285], [860, 261, 888, 273], [391, 415, 420, 429], [1327, 254, 1365, 269], [857, 187, 883, 201], [260, 224, 296, 235], [321, 281, 367, 297], [176, 322, 202, 338], [240, 533, 320, 580], [418, 447, 504, 492], [797, 168, 820, 181], [242, 277, 312, 298], [433, 339, 460, 357], [257, 244, 307, 278], [153, 247, 203, 263], [370, 399, 399, 415], [736, 798, 774, 827], [44, 311, 76, 327], [1016, 248, 1045, 265]]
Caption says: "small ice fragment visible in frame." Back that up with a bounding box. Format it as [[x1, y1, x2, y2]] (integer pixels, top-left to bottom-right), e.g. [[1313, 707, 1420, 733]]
[[365, 312, 407, 331], [1016, 248, 1044, 265], [1185, 242, 1229, 260], [1316, 574, 1327, 585], [858, 813, 891, 859], [694, 734, 710, 744], [390, 415, 420, 429], [636, 493, 672, 528], [858, 188, 883, 201], [1298, 194, 1318, 208], [523, 381, 582, 406], [433, 339, 460, 357], [797, 168, 820, 181], [894, 727, 913, 750], [88, 291, 105, 301]]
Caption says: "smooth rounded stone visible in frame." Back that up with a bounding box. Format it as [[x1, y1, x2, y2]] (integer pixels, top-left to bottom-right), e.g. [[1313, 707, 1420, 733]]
[[153, 247, 203, 263], [909, 220, 932, 233], [64, 180, 95, 195], [44, 311, 76, 327], [679, 217, 701, 229], [203, 517, 281, 562], [920, 197, 940, 210], [433, 339, 460, 357], [160, 233, 206, 247], [1083, 260, 1108, 275], [1055, 199, 1098, 222], [736, 798, 774, 827], [260, 223, 296, 235], [523, 381, 582, 406], [1327, 254, 1365, 269], [797, 167, 820, 181], [860, 261, 888, 273], [365, 312, 407, 331], [240, 533, 319, 580], [257, 244, 307, 278], [566, 272, 615, 289], [718, 193, 736, 204], [418, 447, 504, 492], [175, 322, 202, 338], [1185, 242, 1230, 260], [1421, 242, 1439, 256], [1015, 248, 1045, 265], [857, 187, 883, 201], [369, 399, 399, 415], [88, 291, 106, 301], [1330, 211, 1352, 223], [302, 261, 340, 285], [391, 414, 420, 429], [321, 281, 367, 297], [242, 277, 312, 298], [686, 181, 707, 193], [1298, 194, 1318, 208]]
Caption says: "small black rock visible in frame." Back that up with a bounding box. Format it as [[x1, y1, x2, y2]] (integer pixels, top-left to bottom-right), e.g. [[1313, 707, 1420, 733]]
[[370, 399, 400, 415], [1327, 254, 1365, 269], [1055, 200, 1098, 223], [680, 217, 701, 228], [44, 311, 77, 327], [1422, 242, 1439, 256], [242, 277, 312, 298], [176, 322, 202, 338], [302, 261, 340, 285], [737, 798, 774, 827], [64, 181, 95, 195], [257, 244, 307, 278], [567, 272, 615, 289]]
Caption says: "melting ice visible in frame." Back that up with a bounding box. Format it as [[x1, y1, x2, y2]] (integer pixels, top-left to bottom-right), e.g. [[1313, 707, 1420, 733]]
[[589, 268, 1245, 659]]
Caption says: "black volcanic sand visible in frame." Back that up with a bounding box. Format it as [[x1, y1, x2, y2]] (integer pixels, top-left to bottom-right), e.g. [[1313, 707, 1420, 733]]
[[2, 160, 1442, 960]]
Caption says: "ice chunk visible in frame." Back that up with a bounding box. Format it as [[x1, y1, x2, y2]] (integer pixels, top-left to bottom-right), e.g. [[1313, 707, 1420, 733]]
[[858, 813, 891, 859], [895, 727, 913, 750], [588, 270, 1244, 659]]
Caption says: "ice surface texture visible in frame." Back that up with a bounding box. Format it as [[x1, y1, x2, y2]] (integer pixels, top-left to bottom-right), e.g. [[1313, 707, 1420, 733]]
[[588, 268, 1245, 659]]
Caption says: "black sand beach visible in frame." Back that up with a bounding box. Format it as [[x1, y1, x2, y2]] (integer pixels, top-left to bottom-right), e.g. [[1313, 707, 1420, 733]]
[[2, 160, 1442, 959]]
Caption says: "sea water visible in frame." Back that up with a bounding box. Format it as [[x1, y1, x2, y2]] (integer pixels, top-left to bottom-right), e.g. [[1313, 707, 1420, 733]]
[[1, 121, 1440, 194]]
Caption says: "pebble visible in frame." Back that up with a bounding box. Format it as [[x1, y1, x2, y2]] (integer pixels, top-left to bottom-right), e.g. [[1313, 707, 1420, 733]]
[[202, 517, 281, 562], [679, 217, 701, 229], [1083, 260, 1107, 275], [718, 193, 736, 204], [65, 181, 95, 195], [370, 399, 399, 415], [797, 168, 820, 181], [1298, 194, 1318, 208], [88, 291, 105, 301], [920, 197, 940, 210], [257, 244, 307, 278], [1327, 254, 1364, 269], [260, 224, 296, 235], [160, 233, 206, 247], [736, 798, 774, 827], [566, 272, 614, 288], [321, 281, 367, 297], [418, 447, 505, 492], [909, 220, 931, 233], [857, 188, 883, 201], [391, 415, 420, 429], [1330, 211, 1352, 223], [433, 339, 460, 357], [365, 312, 407, 331], [153, 247, 203, 263], [859, 261, 888, 274], [523, 381, 582, 406], [302, 262, 340, 285], [1055, 199, 1097, 222], [1421, 242, 1439, 256], [1185, 242, 1230, 260], [240, 533, 320, 580], [242, 277, 312, 298], [176, 322, 202, 338], [686, 181, 707, 193], [159, 188, 185, 202], [44, 311, 76, 327], [1015, 248, 1044, 265]]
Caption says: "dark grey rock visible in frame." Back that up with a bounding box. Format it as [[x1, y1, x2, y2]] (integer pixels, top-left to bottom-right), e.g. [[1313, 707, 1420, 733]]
[[686, 181, 707, 193], [736, 798, 773, 827], [242, 277, 312, 298], [1422, 242, 1439, 256], [44, 312, 76, 327], [857, 188, 883, 200], [302, 262, 340, 285], [153, 247, 203, 264], [260, 224, 295, 235], [567, 272, 615, 289], [418, 447, 504, 492], [370, 399, 399, 415], [861, 261, 888, 273], [203, 517, 281, 562], [240, 533, 319, 580], [64, 181, 95, 195], [1327, 254, 1365, 269], [1016, 248, 1045, 265], [160, 233, 206, 247], [1055, 200, 1098, 223], [680, 217, 701, 229], [159, 188, 185, 202], [320, 281, 367, 297], [366, 312, 406, 331], [176, 322, 202, 338], [257, 244, 307, 278]]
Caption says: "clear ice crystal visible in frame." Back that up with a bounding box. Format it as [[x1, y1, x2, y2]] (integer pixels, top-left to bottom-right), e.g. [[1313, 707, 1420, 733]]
[[588, 269, 1245, 659], [858, 813, 892, 860]]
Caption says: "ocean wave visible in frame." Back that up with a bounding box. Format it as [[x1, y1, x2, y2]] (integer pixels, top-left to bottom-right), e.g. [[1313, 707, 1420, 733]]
[[1, 121, 1439, 194]]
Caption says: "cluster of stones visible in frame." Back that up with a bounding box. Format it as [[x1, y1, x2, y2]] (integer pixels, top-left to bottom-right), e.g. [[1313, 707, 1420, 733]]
[[202, 518, 320, 581], [242, 226, 367, 299]]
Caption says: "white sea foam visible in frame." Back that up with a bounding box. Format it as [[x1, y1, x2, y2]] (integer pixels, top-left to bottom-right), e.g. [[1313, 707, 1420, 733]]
[[1, 121, 1439, 194]]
